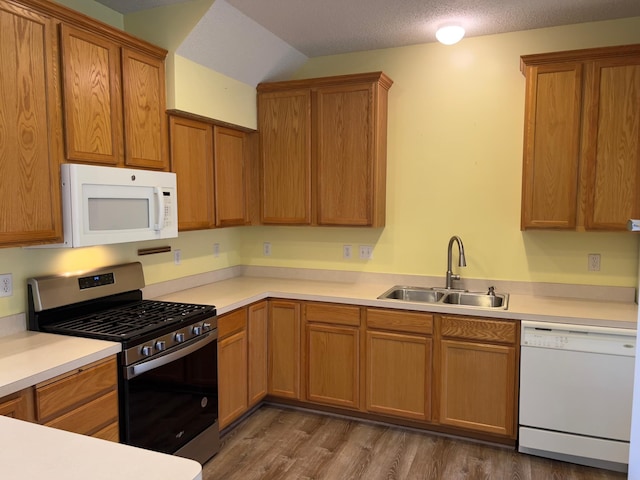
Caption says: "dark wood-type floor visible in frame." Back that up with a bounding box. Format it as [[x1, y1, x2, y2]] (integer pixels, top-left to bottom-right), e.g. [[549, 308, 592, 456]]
[[203, 405, 626, 480]]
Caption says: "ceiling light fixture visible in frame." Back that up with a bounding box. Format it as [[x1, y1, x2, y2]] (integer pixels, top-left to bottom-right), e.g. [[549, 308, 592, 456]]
[[436, 25, 465, 45]]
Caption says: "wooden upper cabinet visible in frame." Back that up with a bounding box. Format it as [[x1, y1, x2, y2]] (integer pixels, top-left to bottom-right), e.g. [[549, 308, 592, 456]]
[[520, 63, 583, 229], [583, 56, 640, 230], [521, 44, 640, 231], [169, 115, 214, 230], [59, 23, 167, 170], [214, 126, 249, 226], [60, 25, 122, 165], [257, 72, 392, 227], [122, 48, 168, 170], [258, 89, 312, 224], [0, 0, 63, 247], [315, 80, 388, 226]]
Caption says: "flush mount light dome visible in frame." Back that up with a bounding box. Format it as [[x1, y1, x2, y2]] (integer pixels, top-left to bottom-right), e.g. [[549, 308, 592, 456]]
[[436, 25, 465, 45]]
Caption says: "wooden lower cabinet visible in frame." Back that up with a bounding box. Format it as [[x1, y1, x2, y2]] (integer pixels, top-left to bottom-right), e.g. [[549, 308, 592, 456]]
[[0, 388, 34, 421], [218, 329, 248, 429], [35, 356, 119, 441], [248, 301, 268, 406], [365, 308, 433, 422], [436, 315, 518, 438], [218, 302, 269, 429], [268, 300, 301, 399], [218, 308, 248, 429]]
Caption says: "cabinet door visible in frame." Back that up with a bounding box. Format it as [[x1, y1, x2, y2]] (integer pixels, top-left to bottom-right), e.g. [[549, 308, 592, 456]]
[[0, 389, 33, 421], [268, 300, 301, 399], [306, 324, 359, 409], [218, 329, 248, 429], [169, 115, 214, 230], [248, 302, 268, 406], [0, 1, 62, 246], [259, 90, 311, 224], [366, 330, 431, 421], [438, 340, 516, 437], [315, 82, 378, 226], [214, 126, 248, 226], [60, 24, 123, 165], [521, 63, 583, 230], [583, 56, 640, 230], [121, 48, 168, 170]]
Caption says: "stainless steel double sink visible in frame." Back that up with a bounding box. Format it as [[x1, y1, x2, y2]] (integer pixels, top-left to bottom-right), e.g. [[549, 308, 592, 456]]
[[378, 285, 509, 309]]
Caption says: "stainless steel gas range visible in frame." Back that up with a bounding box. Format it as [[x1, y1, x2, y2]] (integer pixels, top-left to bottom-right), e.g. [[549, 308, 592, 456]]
[[27, 262, 220, 465]]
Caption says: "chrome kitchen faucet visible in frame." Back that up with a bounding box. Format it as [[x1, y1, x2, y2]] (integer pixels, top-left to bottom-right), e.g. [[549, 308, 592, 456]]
[[445, 235, 466, 289]]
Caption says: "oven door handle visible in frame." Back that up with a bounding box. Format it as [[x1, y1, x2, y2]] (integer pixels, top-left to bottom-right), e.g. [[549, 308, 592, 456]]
[[125, 331, 217, 380]]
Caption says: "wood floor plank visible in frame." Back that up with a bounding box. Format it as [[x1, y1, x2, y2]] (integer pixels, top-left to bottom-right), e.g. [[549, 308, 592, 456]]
[[202, 406, 628, 480]]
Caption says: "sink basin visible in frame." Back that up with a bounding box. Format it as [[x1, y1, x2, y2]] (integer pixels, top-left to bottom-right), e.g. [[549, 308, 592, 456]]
[[378, 286, 445, 303], [441, 291, 507, 308], [378, 285, 509, 310]]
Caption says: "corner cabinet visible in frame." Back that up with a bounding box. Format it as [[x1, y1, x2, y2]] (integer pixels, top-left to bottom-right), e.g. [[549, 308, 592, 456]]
[[268, 300, 301, 399], [168, 111, 253, 231], [521, 44, 640, 231], [258, 72, 393, 227]]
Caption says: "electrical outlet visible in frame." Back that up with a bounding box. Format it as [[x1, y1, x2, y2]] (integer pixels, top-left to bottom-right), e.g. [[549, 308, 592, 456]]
[[263, 242, 272, 256], [0, 274, 12, 297], [174, 249, 182, 265], [359, 245, 373, 260], [588, 253, 600, 272], [213, 243, 220, 258], [343, 245, 352, 259]]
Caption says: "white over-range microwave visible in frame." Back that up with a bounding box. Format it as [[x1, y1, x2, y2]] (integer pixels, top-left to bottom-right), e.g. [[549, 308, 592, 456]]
[[45, 163, 178, 248]]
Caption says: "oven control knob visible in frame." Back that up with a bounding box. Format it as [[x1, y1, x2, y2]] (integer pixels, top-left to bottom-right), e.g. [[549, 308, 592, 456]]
[[192, 325, 202, 336], [155, 341, 166, 352], [175, 332, 185, 343], [141, 345, 153, 357], [202, 322, 212, 332]]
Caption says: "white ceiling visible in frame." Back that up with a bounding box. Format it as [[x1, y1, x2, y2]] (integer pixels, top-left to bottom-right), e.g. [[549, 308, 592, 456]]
[[97, 0, 640, 56]]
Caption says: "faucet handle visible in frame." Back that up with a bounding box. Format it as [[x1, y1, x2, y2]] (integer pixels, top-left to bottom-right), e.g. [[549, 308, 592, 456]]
[[487, 286, 496, 296]]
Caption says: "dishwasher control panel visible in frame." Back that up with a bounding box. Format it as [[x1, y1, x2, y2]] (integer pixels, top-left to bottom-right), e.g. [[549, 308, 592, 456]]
[[523, 331, 570, 348], [521, 321, 636, 356]]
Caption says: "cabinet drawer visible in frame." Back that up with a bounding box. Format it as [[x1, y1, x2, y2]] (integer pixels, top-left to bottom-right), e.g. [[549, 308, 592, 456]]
[[366, 308, 433, 335], [93, 421, 120, 442], [305, 302, 361, 326], [219, 308, 248, 339], [35, 357, 117, 422], [441, 316, 517, 345], [44, 389, 118, 436]]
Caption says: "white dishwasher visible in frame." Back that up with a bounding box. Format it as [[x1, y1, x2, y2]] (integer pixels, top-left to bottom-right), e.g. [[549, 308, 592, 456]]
[[519, 320, 636, 473]]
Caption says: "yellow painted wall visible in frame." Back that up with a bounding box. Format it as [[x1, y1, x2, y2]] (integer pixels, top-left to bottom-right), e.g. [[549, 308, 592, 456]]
[[0, 229, 244, 318], [240, 17, 640, 287]]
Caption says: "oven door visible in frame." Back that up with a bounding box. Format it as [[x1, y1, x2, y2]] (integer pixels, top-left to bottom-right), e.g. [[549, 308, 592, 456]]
[[121, 331, 219, 462]]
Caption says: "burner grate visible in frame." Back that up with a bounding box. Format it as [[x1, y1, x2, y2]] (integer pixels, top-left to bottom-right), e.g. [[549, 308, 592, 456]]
[[43, 300, 214, 340]]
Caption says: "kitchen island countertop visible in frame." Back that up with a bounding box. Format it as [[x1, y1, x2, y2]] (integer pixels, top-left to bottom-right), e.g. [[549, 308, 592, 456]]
[[0, 416, 202, 480]]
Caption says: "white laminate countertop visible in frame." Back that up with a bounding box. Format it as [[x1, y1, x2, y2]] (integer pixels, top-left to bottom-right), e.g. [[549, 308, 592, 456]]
[[154, 276, 639, 330], [0, 331, 120, 397], [0, 416, 202, 480]]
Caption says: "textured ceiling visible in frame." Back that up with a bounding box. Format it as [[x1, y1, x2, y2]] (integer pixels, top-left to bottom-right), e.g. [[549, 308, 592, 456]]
[[97, 0, 640, 56]]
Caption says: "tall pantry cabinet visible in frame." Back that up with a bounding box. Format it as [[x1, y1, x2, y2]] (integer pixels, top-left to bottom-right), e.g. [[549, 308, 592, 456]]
[[258, 72, 393, 227]]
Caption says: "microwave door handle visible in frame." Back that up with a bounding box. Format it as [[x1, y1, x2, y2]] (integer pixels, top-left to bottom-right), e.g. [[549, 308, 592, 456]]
[[153, 186, 165, 231]]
